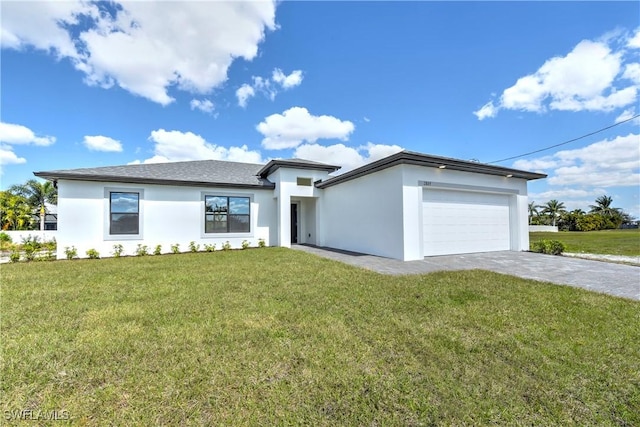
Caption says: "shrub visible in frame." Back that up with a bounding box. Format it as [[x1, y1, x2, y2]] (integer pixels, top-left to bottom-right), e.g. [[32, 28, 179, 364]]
[[41, 238, 57, 252], [189, 241, 200, 253], [0, 233, 13, 251], [204, 243, 216, 252], [531, 239, 566, 256], [64, 246, 78, 260], [23, 246, 36, 262], [258, 238, 266, 248], [154, 244, 162, 255], [21, 235, 41, 252], [18, 236, 40, 261], [9, 250, 20, 263], [86, 248, 100, 259], [112, 244, 124, 257], [222, 241, 232, 251], [171, 243, 180, 254], [135, 244, 149, 257], [241, 240, 250, 250], [44, 249, 56, 261]]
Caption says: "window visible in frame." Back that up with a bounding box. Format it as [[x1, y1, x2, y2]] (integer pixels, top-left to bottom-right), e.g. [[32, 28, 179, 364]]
[[110, 192, 139, 235], [205, 196, 250, 233], [296, 177, 312, 186]]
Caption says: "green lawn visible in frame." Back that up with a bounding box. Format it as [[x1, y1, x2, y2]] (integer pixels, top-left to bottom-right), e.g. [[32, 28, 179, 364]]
[[531, 229, 640, 256], [2, 249, 639, 425]]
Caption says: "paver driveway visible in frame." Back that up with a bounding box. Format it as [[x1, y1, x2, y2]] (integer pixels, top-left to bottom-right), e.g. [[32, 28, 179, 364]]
[[293, 246, 640, 300]]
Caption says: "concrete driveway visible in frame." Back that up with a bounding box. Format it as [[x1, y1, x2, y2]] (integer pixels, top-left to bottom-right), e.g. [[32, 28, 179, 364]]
[[292, 246, 640, 301]]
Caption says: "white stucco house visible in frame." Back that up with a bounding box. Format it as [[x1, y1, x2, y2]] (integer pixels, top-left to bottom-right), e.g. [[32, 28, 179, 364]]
[[34, 151, 546, 261]]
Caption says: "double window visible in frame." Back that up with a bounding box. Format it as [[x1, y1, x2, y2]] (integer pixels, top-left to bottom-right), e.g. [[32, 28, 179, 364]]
[[109, 192, 140, 235], [205, 195, 250, 233]]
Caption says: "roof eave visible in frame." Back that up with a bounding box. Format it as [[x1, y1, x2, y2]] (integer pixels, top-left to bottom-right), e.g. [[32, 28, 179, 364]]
[[257, 160, 341, 178], [316, 152, 546, 188], [33, 172, 275, 190]]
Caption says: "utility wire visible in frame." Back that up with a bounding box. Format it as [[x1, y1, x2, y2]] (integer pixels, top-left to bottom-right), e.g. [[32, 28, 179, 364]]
[[488, 113, 640, 164]]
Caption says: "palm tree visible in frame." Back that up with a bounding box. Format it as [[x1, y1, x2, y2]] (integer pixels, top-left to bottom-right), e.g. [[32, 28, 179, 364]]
[[0, 191, 33, 230], [9, 179, 57, 230], [541, 199, 566, 227], [528, 201, 540, 225], [589, 195, 620, 217]]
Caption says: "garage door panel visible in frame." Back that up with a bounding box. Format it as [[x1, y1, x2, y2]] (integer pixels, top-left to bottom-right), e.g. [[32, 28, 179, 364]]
[[423, 189, 511, 256]]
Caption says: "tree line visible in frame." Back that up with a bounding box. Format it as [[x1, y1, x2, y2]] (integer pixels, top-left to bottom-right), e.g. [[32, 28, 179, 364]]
[[1, 179, 57, 230], [529, 195, 636, 231]]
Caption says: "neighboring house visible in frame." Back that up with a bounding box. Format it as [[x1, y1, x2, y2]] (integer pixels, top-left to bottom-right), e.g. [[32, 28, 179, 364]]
[[34, 151, 545, 261], [31, 204, 58, 230]]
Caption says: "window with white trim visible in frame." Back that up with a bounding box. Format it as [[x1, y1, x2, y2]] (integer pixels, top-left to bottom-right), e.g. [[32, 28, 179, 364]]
[[109, 192, 139, 235], [204, 195, 250, 233]]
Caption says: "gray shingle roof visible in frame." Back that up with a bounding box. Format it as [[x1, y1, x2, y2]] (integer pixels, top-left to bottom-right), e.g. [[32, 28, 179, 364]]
[[34, 159, 275, 189]]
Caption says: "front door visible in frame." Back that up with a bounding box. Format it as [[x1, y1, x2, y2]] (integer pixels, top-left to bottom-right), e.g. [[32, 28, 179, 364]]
[[290, 203, 298, 244]]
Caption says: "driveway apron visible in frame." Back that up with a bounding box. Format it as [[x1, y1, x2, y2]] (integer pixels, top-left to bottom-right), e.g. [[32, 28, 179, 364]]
[[292, 246, 640, 301]]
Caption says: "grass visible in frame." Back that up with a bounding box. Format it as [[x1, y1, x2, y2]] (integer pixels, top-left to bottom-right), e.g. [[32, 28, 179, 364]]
[[2, 248, 639, 425], [531, 229, 640, 256]]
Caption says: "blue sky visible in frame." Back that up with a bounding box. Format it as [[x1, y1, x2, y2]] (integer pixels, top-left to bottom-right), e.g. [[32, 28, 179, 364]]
[[1, 1, 639, 216]]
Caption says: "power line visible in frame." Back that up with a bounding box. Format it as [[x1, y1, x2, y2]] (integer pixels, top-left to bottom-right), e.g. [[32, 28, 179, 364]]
[[488, 114, 640, 164]]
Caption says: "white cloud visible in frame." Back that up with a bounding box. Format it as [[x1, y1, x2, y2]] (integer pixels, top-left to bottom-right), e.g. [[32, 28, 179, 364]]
[[190, 99, 215, 115], [253, 76, 276, 100], [514, 133, 640, 188], [550, 86, 637, 112], [132, 129, 262, 164], [0, 122, 55, 169], [272, 68, 303, 89], [0, 122, 56, 146], [0, 1, 94, 58], [294, 142, 404, 173], [237, 68, 303, 107], [83, 135, 123, 152], [513, 156, 568, 173], [2, 1, 277, 105], [615, 108, 640, 125], [622, 63, 640, 85], [476, 30, 640, 118], [257, 107, 355, 150], [473, 101, 499, 120], [0, 145, 27, 166], [501, 74, 547, 112], [627, 28, 640, 48], [363, 117, 370, 122], [236, 84, 256, 108], [529, 188, 605, 201]]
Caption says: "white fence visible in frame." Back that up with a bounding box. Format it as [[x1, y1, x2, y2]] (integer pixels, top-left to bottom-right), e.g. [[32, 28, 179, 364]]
[[529, 225, 558, 233], [1, 230, 58, 243]]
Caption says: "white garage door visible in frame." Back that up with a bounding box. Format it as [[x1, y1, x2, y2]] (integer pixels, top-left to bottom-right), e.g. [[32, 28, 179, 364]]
[[423, 189, 511, 256]]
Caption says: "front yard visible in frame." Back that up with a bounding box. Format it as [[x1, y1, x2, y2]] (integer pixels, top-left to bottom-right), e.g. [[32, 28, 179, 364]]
[[2, 248, 639, 425], [530, 229, 640, 256]]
